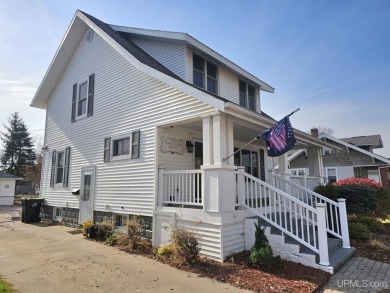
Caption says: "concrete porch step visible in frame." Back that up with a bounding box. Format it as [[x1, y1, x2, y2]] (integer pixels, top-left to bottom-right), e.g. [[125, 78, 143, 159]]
[[254, 215, 355, 273]]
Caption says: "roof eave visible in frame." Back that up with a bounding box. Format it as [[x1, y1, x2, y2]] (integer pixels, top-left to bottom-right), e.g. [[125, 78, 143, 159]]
[[110, 25, 275, 93]]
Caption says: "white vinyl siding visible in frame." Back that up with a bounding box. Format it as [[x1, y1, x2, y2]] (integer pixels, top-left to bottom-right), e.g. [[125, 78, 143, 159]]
[[41, 29, 217, 216], [131, 38, 186, 80], [187, 47, 261, 113]]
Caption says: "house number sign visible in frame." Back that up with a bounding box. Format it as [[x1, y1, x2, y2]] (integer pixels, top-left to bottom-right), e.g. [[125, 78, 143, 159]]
[[161, 135, 184, 155]]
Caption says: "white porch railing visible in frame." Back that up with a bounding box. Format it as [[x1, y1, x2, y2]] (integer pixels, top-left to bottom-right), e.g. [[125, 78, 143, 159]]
[[235, 169, 332, 265], [159, 169, 203, 206], [273, 174, 350, 248], [290, 175, 322, 191]]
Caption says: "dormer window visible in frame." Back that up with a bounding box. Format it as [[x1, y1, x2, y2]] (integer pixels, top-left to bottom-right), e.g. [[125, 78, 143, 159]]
[[239, 80, 256, 111], [193, 53, 218, 94]]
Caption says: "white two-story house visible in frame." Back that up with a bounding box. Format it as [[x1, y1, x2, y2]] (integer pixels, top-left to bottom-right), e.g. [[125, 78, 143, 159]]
[[31, 10, 354, 273]]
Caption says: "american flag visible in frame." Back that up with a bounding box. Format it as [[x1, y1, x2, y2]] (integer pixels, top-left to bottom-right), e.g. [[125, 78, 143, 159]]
[[261, 117, 296, 157]]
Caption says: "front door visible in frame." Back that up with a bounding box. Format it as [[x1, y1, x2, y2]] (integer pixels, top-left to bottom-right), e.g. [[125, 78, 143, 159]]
[[194, 142, 203, 169], [79, 167, 95, 224]]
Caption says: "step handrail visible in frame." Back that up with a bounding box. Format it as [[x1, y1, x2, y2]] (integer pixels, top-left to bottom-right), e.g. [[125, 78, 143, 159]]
[[235, 170, 321, 254], [273, 174, 338, 206], [272, 174, 342, 239]]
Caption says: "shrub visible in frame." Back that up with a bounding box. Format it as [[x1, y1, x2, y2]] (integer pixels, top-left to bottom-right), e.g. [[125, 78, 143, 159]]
[[82, 220, 93, 236], [249, 224, 283, 272], [314, 184, 337, 201], [171, 228, 200, 263], [356, 217, 383, 233], [104, 232, 121, 246], [155, 243, 175, 259], [375, 188, 390, 219], [334, 177, 381, 188], [348, 222, 371, 240], [336, 184, 378, 216], [96, 219, 114, 241], [127, 216, 142, 251], [368, 239, 390, 251]]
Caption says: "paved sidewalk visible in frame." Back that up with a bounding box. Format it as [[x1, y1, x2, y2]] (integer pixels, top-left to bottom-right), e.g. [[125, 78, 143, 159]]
[[0, 220, 249, 293], [321, 257, 390, 292]]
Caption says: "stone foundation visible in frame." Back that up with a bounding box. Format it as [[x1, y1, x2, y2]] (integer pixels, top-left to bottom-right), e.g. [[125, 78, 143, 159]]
[[94, 211, 113, 223], [62, 207, 80, 228], [40, 205, 54, 222]]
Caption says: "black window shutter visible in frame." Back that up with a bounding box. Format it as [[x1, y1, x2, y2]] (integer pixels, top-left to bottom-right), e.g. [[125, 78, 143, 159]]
[[63, 147, 70, 187], [87, 74, 95, 117], [131, 131, 140, 159], [104, 138, 111, 162], [50, 150, 57, 187], [71, 84, 77, 122]]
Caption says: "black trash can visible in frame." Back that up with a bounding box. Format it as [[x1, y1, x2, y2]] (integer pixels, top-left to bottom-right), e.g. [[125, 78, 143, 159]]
[[21, 198, 44, 223]]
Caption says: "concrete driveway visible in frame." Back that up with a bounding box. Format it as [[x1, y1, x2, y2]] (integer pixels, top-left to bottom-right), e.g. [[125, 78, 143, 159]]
[[0, 219, 249, 293]]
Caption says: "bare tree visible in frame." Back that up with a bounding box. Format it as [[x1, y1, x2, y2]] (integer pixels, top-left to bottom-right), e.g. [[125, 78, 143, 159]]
[[308, 126, 334, 136]]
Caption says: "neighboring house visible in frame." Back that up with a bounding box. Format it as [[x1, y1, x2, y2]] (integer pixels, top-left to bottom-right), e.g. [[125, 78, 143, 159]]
[[288, 130, 390, 185], [30, 10, 354, 273], [0, 172, 20, 205]]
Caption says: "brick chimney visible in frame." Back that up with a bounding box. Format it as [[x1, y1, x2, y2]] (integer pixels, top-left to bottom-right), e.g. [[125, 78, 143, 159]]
[[311, 128, 319, 138]]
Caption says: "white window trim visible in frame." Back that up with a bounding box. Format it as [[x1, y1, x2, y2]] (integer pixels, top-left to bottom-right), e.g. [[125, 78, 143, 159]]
[[76, 78, 89, 121], [114, 214, 128, 232], [55, 150, 65, 186], [323, 148, 332, 155], [53, 207, 62, 222], [290, 168, 306, 176], [326, 167, 338, 183], [193, 53, 219, 94], [110, 134, 132, 161]]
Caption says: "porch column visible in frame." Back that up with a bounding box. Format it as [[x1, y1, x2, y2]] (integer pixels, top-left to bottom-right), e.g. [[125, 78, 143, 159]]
[[278, 153, 289, 177], [307, 147, 325, 183], [201, 114, 235, 213]]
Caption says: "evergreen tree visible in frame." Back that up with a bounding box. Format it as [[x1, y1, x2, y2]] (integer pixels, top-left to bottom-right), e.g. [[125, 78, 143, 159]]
[[0, 112, 36, 177]]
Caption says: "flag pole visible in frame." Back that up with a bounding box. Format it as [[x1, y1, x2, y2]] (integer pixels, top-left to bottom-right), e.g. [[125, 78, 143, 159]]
[[222, 108, 300, 162]]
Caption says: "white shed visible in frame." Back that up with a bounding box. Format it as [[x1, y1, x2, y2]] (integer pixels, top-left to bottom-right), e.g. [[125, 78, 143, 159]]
[[0, 172, 20, 206]]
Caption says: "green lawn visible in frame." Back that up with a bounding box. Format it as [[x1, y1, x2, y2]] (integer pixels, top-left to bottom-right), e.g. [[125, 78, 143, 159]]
[[0, 276, 15, 293]]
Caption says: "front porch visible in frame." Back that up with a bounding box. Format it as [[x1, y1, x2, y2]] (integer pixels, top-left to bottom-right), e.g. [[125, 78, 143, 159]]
[[153, 113, 353, 273]]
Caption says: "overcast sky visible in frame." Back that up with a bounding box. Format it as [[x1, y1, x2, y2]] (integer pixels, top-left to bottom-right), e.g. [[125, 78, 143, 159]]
[[1, 0, 389, 157]]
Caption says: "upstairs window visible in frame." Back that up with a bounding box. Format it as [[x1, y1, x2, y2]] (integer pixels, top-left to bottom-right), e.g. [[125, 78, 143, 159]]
[[239, 80, 256, 111], [72, 74, 95, 122], [193, 53, 218, 94], [56, 151, 64, 184]]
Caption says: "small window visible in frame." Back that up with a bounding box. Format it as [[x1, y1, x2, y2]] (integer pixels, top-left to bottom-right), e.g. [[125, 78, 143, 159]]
[[193, 53, 218, 94], [239, 80, 256, 111], [72, 74, 95, 122], [56, 152, 64, 184], [291, 170, 297, 176], [105, 131, 140, 161], [113, 138, 130, 156], [115, 214, 128, 228], [78, 82, 88, 117], [327, 168, 338, 184], [323, 148, 332, 155], [53, 207, 62, 221]]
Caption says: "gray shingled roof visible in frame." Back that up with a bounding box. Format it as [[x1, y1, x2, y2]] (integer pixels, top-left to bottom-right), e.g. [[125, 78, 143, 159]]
[[0, 172, 19, 179], [80, 11, 276, 121], [340, 135, 383, 149]]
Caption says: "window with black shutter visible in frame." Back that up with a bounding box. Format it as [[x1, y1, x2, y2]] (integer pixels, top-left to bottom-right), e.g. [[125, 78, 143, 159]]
[[50, 150, 57, 187], [71, 74, 95, 122], [104, 138, 111, 162], [131, 130, 140, 159]]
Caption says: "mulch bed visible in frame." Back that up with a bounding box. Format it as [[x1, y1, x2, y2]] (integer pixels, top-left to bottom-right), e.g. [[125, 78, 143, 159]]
[[85, 222, 390, 292], [351, 222, 390, 264], [118, 243, 330, 293]]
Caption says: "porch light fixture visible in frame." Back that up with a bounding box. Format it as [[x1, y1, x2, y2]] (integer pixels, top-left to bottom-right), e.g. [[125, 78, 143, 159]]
[[186, 140, 194, 153]]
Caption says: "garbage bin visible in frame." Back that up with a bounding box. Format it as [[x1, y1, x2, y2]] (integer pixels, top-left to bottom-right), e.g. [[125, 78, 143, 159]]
[[21, 198, 44, 223]]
